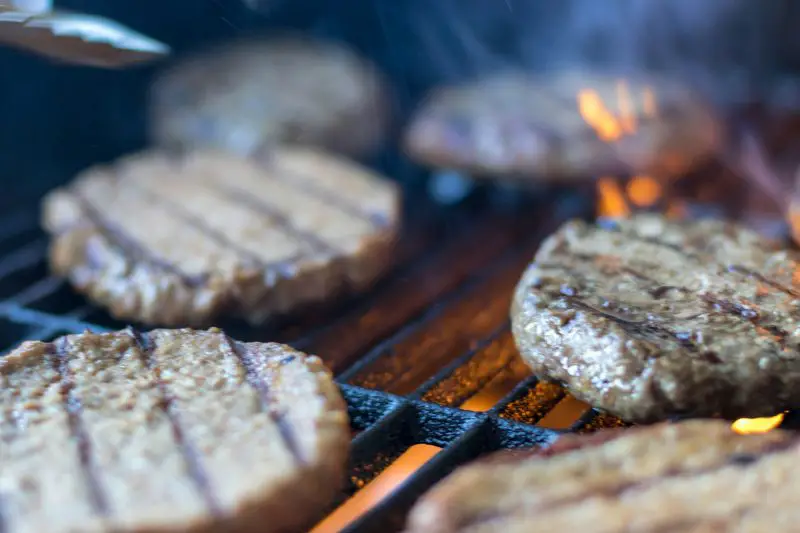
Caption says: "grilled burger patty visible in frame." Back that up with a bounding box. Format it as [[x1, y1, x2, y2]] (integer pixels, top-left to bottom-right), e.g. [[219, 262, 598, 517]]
[[42, 147, 400, 326], [0, 328, 349, 533], [149, 36, 391, 158], [511, 214, 800, 423], [403, 70, 719, 182], [405, 420, 800, 533]]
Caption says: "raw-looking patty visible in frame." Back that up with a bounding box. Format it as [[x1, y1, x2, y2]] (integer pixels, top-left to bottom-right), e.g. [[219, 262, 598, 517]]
[[149, 36, 391, 158], [511, 214, 800, 423], [0, 328, 349, 533], [404, 420, 800, 533], [404, 70, 720, 182], [42, 147, 400, 326]]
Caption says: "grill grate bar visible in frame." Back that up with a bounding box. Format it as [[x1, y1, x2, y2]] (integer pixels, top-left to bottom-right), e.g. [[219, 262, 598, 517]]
[[0, 239, 47, 282], [346, 259, 533, 394], [488, 375, 541, 415], [9, 276, 66, 307], [299, 214, 537, 370], [570, 407, 602, 431], [575, 410, 630, 433], [0, 303, 112, 334], [341, 413, 559, 533], [342, 421, 490, 533], [407, 324, 507, 401], [337, 210, 560, 386]]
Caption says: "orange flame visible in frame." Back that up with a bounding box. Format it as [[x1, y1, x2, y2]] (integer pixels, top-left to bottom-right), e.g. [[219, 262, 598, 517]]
[[731, 414, 785, 435], [576, 79, 658, 143], [626, 176, 662, 207], [577, 80, 663, 215], [597, 177, 631, 217], [577, 89, 624, 142]]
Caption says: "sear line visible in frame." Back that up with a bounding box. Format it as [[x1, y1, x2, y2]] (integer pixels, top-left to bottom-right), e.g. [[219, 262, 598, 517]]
[[563, 294, 701, 356], [204, 182, 338, 257], [73, 192, 205, 287], [222, 335, 304, 465], [126, 184, 305, 273], [265, 156, 390, 228], [129, 330, 221, 516], [51, 338, 109, 519]]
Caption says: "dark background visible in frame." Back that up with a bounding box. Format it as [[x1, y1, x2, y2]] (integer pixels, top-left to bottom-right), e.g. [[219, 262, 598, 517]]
[[1, 0, 797, 206]]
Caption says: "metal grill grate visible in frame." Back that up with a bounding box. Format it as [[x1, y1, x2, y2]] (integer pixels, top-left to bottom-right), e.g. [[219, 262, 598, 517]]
[[0, 184, 793, 532]]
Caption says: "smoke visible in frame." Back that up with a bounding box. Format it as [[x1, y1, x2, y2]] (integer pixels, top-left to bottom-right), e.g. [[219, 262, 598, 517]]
[[374, 0, 781, 106]]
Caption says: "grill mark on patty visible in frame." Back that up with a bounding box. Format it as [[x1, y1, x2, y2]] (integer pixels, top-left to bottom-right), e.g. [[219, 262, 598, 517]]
[[127, 183, 319, 272], [265, 156, 390, 228], [51, 338, 109, 519], [541, 245, 794, 361], [561, 228, 798, 353], [699, 293, 789, 349], [559, 287, 782, 362], [563, 251, 790, 346], [166, 146, 384, 228], [564, 295, 701, 355], [729, 265, 800, 299], [223, 336, 304, 465], [603, 224, 799, 303], [199, 181, 339, 257], [72, 192, 205, 287], [602, 226, 701, 260], [463, 433, 800, 531], [566, 252, 689, 299], [539, 277, 699, 355], [131, 330, 221, 516]]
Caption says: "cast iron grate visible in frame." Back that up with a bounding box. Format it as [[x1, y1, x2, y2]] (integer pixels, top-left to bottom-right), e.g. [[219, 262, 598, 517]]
[[0, 183, 793, 532]]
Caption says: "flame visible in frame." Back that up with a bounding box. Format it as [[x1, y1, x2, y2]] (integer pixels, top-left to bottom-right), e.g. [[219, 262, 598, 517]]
[[597, 177, 631, 217], [789, 202, 800, 245], [731, 414, 785, 435], [576, 80, 658, 143], [577, 89, 624, 142], [579, 80, 784, 437], [626, 175, 662, 207], [577, 80, 664, 216]]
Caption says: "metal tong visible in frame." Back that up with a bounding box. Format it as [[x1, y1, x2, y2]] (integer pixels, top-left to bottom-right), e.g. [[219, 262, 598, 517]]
[[0, 0, 170, 68]]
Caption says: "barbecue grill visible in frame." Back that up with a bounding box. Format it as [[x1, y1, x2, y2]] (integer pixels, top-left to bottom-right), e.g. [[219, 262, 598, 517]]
[[4, 1, 800, 531], [0, 179, 796, 532]]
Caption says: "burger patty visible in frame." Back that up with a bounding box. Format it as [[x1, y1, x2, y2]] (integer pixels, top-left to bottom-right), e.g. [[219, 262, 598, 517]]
[[404, 70, 720, 182], [405, 420, 800, 533], [0, 327, 350, 533], [148, 36, 391, 159], [511, 214, 800, 422], [41, 147, 401, 326]]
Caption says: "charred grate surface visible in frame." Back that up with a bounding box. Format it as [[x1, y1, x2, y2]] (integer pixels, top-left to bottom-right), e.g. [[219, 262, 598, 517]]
[[0, 186, 795, 532]]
